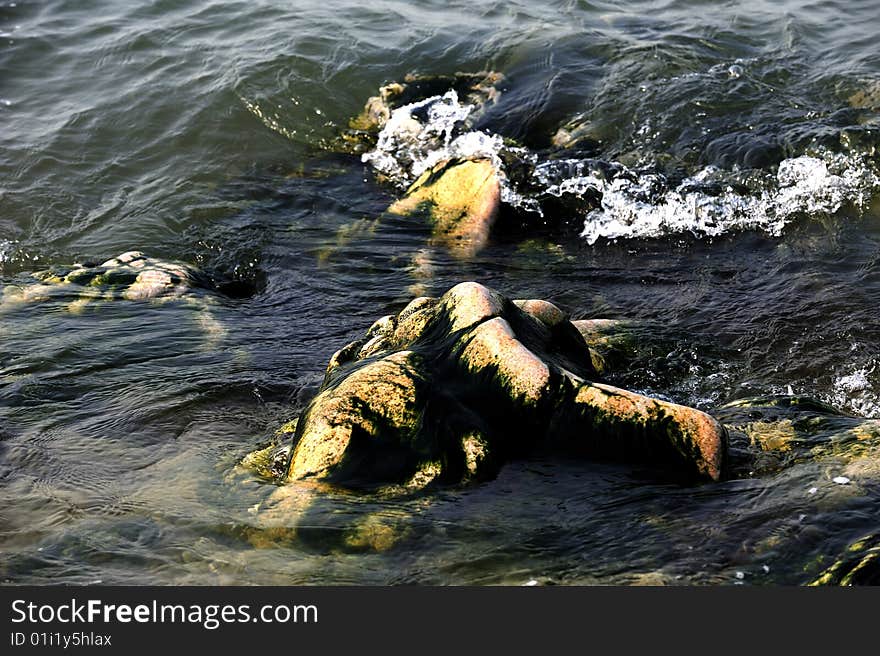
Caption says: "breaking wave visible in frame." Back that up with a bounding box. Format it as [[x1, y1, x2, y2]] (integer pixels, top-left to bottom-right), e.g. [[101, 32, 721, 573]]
[[362, 91, 880, 243], [539, 153, 880, 244]]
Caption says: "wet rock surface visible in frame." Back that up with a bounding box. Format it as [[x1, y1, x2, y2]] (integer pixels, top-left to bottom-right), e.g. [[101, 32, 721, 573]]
[[263, 282, 728, 489], [388, 158, 501, 258], [1, 250, 256, 312]]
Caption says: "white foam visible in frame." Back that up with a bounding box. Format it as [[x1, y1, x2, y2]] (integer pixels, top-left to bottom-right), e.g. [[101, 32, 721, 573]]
[[831, 363, 879, 418], [561, 153, 880, 244], [0, 239, 14, 263], [362, 90, 476, 186]]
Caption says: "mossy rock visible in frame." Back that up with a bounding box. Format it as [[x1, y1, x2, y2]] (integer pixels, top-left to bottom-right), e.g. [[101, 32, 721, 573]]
[[264, 282, 727, 490], [387, 158, 501, 257], [810, 533, 880, 585], [4, 251, 203, 309]]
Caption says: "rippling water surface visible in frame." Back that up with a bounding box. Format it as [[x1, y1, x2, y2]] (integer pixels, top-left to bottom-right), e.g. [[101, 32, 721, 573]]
[[2, 0, 880, 585]]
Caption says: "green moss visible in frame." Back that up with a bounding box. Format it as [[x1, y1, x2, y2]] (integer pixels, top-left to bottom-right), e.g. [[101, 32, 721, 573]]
[[239, 444, 280, 480], [275, 418, 299, 438]]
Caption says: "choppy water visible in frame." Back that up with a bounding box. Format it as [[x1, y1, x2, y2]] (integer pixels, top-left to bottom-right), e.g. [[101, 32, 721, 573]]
[[2, 0, 880, 585]]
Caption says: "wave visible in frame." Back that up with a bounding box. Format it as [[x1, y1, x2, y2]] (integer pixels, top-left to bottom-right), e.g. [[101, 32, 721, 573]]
[[362, 90, 880, 243]]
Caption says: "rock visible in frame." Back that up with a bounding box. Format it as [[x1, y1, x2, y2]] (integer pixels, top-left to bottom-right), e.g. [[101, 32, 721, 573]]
[[809, 533, 880, 586], [571, 318, 637, 375], [715, 395, 880, 479], [337, 71, 503, 156], [288, 350, 428, 482], [240, 419, 298, 480], [1, 252, 246, 353], [272, 282, 728, 489], [325, 73, 507, 261], [848, 80, 880, 111], [1, 251, 208, 313], [514, 298, 568, 327], [551, 116, 602, 153], [387, 158, 501, 257], [1, 251, 256, 314]]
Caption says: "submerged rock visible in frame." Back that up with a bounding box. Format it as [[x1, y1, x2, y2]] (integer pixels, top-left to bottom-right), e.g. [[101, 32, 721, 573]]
[[6, 251, 197, 300], [387, 158, 501, 257], [261, 282, 727, 490], [848, 79, 880, 112], [1, 250, 247, 313], [810, 533, 880, 586]]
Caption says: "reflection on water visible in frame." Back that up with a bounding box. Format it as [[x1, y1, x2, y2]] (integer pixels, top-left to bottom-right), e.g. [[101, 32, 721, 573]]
[[1, 0, 880, 584]]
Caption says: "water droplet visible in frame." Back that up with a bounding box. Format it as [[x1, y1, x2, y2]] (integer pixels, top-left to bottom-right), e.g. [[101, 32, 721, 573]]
[[808, 487, 818, 495], [728, 64, 743, 78], [762, 565, 770, 574], [735, 571, 745, 579], [833, 476, 851, 485]]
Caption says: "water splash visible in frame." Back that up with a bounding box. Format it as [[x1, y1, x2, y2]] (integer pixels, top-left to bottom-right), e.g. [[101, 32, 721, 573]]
[[559, 152, 880, 244], [830, 363, 880, 418], [0, 240, 41, 271], [360, 89, 880, 243], [361, 90, 539, 211]]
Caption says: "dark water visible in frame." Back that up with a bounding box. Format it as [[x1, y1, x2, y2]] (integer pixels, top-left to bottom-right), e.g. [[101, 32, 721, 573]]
[[1, 0, 879, 585]]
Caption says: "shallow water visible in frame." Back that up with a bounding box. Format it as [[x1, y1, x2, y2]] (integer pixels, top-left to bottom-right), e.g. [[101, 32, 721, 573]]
[[1, 0, 880, 585]]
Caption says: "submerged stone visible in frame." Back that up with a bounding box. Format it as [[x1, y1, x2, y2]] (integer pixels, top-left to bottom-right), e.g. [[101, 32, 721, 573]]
[[1, 251, 255, 314], [387, 158, 501, 257], [848, 80, 880, 111], [571, 318, 638, 374], [266, 282, 728, 489], [388, 158, 501, 257], [810, 533, 880, 586], [3, 251, 202, 308]]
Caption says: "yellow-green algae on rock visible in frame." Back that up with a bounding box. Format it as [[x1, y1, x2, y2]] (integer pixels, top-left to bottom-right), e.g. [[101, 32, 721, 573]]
[[810, 533, 880, 586], [267, 281, 727, 490], [2, 250, 204, 312], [387, 158, 501, 258]]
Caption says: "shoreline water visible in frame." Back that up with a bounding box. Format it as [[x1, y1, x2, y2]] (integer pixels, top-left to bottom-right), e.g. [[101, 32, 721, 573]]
[[1, 0, 880, 585]]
